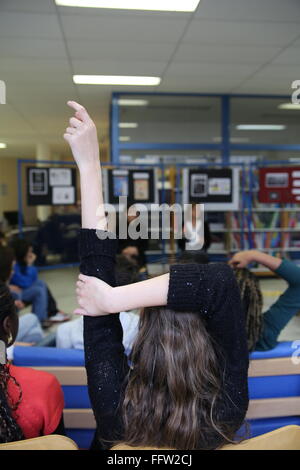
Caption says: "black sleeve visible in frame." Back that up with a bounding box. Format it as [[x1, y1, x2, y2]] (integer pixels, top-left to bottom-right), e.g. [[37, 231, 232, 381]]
[[78, 229, 129, 449], [167, 263, 249, 428]]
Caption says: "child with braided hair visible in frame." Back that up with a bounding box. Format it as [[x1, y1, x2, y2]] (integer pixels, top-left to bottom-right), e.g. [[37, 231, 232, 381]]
[[0, 282, 65, 442], [229, 250, 300, 351], [0, 284, 24, 443], [232, 268, 263, 352]]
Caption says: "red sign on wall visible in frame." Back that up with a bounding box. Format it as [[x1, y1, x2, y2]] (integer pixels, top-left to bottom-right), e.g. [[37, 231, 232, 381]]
[[259, 167, 300, 203]]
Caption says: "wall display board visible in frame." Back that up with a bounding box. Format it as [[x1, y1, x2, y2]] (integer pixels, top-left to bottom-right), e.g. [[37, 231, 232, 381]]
[[183, 168, 240, 211], [259, 166, 300, 203], [104, 168, 158, 206], [27, 167, 77, 206]]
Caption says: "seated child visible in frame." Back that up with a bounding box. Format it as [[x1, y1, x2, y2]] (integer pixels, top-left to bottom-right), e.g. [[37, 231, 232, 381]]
[[10, 239, 69, 325], [0, 245, 46, 347], [0, 282, 65, 442], [56, 255, 140, 354], [229, 249, 300, 351]]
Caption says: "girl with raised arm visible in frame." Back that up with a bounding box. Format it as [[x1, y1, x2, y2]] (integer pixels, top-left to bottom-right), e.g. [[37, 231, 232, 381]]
[[64, 101, 249, 450], [229, 250, 300, 351]]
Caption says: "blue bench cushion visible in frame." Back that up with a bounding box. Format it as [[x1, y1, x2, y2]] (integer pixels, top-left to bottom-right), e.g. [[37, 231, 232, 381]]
[[248, 375, 300, 399], [14, 340, 295, 366], [14, 346, 84, 366], [250, 341, 295, 359], [247, 416, 300, 438]]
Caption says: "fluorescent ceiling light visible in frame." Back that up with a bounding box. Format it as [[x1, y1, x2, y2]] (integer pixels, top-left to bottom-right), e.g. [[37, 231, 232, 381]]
[[0, 143, 7, 149], [278, 103, 300, 110], [118, 99, 149, 106], [56, 0, 200, 12], [119, 136, 131, 142], [73, 75, 161, 86], [119, 123, 138, 128], [236, 124, 286, 131]]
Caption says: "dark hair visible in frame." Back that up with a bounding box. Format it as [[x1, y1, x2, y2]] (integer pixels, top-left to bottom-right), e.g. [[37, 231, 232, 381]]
[[122, 307, 237, 450], [10, 239, 31, 267], [0, 283, 23, 443], [176, 250, 209, 265], [115, 255, 139, 287], [0, 246, 15, 283], [233, 268, 263, 352]]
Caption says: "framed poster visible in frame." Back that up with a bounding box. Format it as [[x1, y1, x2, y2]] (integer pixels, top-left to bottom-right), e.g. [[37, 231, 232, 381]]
[[27, 167, 77, 206], [183, 168, 240, 211], [258, 166, 300, 203], [191, 174, 208, 197], [104, 168, 158, 206], [49, 168, 72, 187], [29, 169, 48, 196], [112, 170, 129, 198], [52, 186, 75, 205], [133, 172, 150, 201]]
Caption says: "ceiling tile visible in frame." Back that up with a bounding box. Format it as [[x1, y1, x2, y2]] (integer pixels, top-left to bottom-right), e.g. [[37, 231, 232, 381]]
[[173, 44, 281, 65], [0, 12, 62, 39], [67, 39, 175, 61], [164, 62, 257, 78], [71, 58, 166, 76], [250, 64, 300, 80], [183, 19, 300, 46], [157, 75, 244, 92], [271, 47, 300, 65], [0, 0, 57, 14], [195, 0, 300, 22], [0, 104, 38, 135], [232, 76, 294, 95], [0, 37, 67, 59], [60, 14, 188, 42]]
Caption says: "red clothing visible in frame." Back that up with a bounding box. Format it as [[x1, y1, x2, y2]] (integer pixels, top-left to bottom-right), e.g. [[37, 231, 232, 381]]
[[7, 364, 64, 439]]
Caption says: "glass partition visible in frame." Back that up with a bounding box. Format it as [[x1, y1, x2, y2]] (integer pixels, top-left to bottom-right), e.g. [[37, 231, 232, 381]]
[[231, 97, 300, 146], [117, 94, 221, 144]]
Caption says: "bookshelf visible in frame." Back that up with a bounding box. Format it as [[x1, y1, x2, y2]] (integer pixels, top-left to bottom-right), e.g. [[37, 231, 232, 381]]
[[144, 165, 300, 274], [206, 167, 300, 273]]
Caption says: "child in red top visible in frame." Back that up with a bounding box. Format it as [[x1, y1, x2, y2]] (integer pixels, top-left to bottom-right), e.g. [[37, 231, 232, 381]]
[[7, 365, 64, 439], [0, 282, 65, 443]]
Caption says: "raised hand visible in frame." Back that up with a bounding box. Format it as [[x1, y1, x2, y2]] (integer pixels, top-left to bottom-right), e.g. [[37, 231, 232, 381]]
[[228, 250, 257, 268], [229, 249, 282, 272], [64, 101, 99, 172]]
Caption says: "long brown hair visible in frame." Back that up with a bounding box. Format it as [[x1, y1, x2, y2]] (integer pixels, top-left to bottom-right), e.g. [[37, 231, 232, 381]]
[[122, 307, 238, 450]]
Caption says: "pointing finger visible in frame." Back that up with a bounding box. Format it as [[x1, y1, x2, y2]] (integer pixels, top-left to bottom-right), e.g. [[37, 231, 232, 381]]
[[67, 101, 90, 122]]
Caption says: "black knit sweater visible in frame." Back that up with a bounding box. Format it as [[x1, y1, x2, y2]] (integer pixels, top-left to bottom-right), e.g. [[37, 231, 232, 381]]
[[79, 229, 249, 450]]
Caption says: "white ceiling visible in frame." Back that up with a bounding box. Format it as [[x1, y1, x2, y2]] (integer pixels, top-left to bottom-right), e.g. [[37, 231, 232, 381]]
[[0, 0, 299, 158]]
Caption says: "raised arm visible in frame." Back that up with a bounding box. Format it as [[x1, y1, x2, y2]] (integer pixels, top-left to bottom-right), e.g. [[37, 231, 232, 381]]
[[230, 250, 300, 350], [77, 260, 249, 427], [64, 101, 128, 449], [229, 249, 300, 350], [75, 272, 170, 316], [228, 249, 282, 272], [64, 101, 106, 231]]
